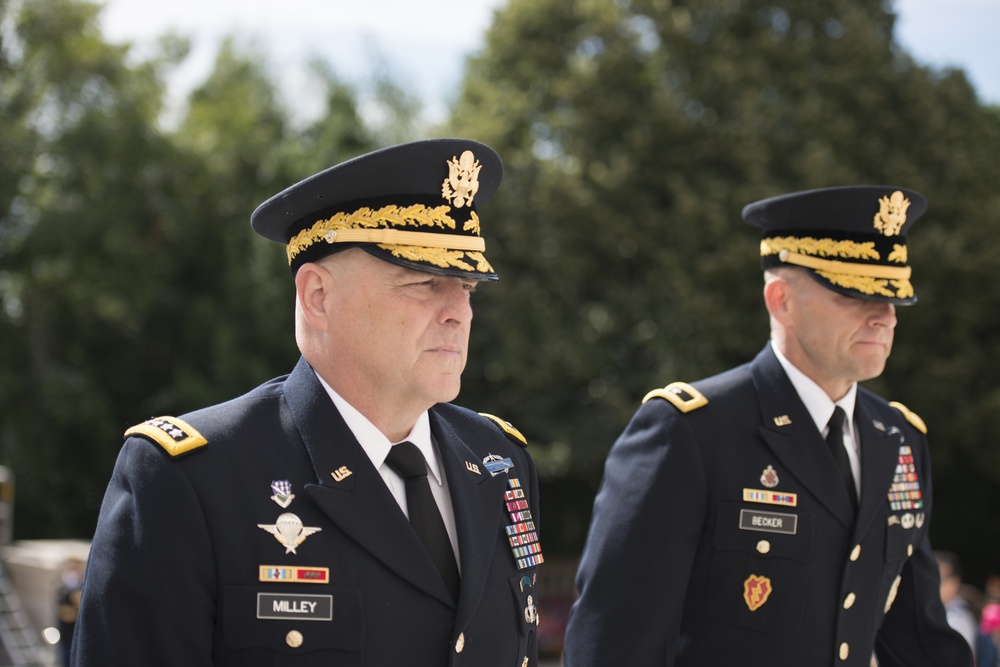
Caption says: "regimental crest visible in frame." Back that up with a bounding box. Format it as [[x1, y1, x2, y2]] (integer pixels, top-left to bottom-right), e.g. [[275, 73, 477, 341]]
[[873, 190, 911, 236], [270, 480, 294, 508], [441, 150, 482, 208], [760, 465, 780, 488], [743, 574, 773, 612]]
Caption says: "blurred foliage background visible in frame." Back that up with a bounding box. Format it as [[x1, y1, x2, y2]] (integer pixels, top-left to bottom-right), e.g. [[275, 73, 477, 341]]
[[2, 0, 999, 594]]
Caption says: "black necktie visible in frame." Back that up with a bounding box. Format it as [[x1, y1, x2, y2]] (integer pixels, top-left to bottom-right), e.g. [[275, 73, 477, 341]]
[[826, 407, 858, 512], [385, 442, 460, 601]]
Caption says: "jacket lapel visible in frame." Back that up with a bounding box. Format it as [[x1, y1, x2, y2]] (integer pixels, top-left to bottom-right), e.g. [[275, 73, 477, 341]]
[[853, 396, 900, 538], [281, 358, 453, 606], [751, 347, 856, 529], [431, 411, 507, 624]]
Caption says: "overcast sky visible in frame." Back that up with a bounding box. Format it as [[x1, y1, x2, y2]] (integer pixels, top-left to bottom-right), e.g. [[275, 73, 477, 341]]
[[97, 0, 1000, 124]]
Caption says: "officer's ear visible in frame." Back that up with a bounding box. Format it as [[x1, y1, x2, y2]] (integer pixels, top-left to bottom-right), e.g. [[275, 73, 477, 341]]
[[294, 261, 335, 332], [763, 270, 794, 325]]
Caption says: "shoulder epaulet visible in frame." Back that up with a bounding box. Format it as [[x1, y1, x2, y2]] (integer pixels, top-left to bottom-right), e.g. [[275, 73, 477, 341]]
[[888, 401, 927, 434], [642, 381, 708, 413], [479, 413, 528, 447], [124, 416, 208, 457]]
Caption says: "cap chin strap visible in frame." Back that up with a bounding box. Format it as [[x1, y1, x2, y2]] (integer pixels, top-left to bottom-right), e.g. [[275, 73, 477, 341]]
[[322, 227, 485, 252], [778, 249, 911, 280]]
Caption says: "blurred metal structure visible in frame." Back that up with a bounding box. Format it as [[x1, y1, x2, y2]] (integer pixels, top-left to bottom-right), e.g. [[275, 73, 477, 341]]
[[0, 468, 49, 666]]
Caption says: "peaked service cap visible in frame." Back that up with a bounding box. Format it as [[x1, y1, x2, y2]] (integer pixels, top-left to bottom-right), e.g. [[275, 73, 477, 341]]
[[251, 138, 503, 280], [742, 185, 927, 304]]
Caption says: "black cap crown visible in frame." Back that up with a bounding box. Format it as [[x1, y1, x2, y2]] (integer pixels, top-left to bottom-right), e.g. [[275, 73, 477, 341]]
[[742, 185, 927, 304], [251, 139, 503, 280]]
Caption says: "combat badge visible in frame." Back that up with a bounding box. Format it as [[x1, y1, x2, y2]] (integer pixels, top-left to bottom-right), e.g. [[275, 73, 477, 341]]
[[258, 513, 322, 554], [270, 480, 294, 508], [483, 453, 514, 476], [743, 574, 772, 611]]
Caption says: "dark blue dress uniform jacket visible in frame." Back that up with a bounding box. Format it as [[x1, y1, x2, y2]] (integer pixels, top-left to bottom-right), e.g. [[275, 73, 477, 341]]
[[71, 357, 540, 666], [564, 345, 971, 667]]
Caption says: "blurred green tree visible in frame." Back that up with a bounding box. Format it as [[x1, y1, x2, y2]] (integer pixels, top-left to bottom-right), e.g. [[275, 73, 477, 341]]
[[0, 0, 410, 537], [448, 0, 1000, 579]]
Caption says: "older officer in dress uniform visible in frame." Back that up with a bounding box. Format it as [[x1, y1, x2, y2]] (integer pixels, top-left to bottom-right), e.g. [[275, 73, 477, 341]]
[[563, 186, 972, 667], [71, 139, 543, 666]]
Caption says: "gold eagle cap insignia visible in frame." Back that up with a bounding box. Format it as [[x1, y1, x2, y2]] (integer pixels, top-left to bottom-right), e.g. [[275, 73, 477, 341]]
[[442, 150, 482, 208], [873, 190, 910, 236]]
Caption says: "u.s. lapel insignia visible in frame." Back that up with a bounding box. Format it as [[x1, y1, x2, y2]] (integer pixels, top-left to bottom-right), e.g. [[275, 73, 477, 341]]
[[465, 461, 481, 475], [743, 574, 772, 611], [258, 513, 322, 554], [270, 480, 294, 508], [760, 465, 779, 488], [483, 453, 514, 476], [331, 466, 352, 482], [773, 415, 792, 426]]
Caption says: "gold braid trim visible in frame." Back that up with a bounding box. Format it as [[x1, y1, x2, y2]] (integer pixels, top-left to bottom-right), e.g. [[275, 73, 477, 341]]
[[815, 271, 914, 300], [888, 243, 907, 264], [761, 236, 881, 261], [777, 251, 911, 280], [382, 246, 495, 274], [286, 204, 466, 264]]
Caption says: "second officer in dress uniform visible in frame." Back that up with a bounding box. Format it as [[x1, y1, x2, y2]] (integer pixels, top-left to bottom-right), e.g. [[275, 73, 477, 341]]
[[563, 186, 972, 666], [71, 139, 543, 666]]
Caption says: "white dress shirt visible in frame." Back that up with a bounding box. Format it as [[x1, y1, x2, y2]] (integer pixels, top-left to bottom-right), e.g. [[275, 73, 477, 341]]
[[772, 343, 861, 501], [315, 372, 461, 567]]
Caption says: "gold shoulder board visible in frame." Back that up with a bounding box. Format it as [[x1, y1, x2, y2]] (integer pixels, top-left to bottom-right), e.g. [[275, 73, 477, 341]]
[[479, 413, 528, 447], [642, 381, 708, 413], [888, 401, 927, 434], [124, 416, 208, 457]]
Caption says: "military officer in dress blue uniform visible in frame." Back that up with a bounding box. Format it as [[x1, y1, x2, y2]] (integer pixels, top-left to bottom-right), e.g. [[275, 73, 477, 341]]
[[71, 139, 543, 666], [563, 186, 972, 667]]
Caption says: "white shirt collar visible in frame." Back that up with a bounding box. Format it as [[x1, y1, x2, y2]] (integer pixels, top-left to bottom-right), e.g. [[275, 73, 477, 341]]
[[314, 371, 443, 485], [771, 342, 858, 436]]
